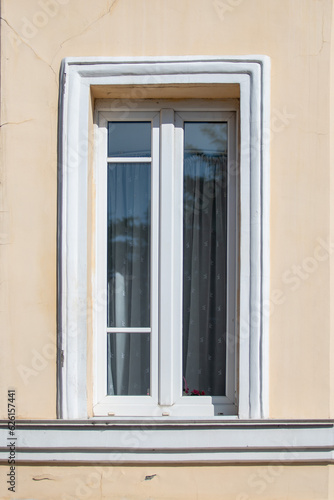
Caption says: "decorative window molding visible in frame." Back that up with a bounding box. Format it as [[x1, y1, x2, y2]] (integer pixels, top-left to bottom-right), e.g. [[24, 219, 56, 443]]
[[58, 56, 271, 421]]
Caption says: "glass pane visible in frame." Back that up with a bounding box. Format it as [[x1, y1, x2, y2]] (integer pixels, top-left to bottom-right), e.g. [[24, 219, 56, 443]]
[[107, 163, 150, 327], [184, 122, 227, 158], [182, 122, 228, 397], [108, 122, 151, 157], [107, 332, 150, 395]]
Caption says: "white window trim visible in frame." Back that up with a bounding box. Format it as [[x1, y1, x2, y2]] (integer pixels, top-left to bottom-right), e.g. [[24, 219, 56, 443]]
[[58, 55, 271, 421], [93, 102, 238, 417]]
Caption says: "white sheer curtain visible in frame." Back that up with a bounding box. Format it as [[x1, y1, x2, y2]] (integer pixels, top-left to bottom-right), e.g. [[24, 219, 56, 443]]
[[183, 154, 227, 396], [107, 162, 150, 395]]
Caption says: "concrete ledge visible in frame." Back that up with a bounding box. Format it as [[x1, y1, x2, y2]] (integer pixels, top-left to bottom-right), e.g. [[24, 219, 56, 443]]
[[0, 419, 333, 463]]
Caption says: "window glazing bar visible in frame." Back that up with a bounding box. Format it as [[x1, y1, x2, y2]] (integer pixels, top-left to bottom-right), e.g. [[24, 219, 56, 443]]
[[107, 157, 152, 163], [106, 328, 151, 333]]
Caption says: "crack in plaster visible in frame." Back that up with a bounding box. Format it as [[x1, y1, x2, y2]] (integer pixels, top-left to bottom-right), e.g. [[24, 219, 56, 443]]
[[298, 130, 328, 137], [309, 10, 328, 57], [0, 119, 34, 128], [0, 17, 58, 84], [32, 477, 55, 481], [315, 14, 326, 56], [298, 8, 329, 58], [32, 473, 57, 481], [50, 0, 119, 68]]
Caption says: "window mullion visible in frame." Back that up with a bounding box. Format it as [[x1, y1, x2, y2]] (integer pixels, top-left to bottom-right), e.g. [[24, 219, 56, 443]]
[[159, 108, 176, 407]]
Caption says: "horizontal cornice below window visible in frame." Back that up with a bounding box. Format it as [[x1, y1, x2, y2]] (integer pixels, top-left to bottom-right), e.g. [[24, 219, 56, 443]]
[[1, 420, 333, 464]]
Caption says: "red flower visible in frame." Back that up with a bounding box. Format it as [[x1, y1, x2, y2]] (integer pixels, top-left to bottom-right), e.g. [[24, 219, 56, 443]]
[[190, 389, 205, 396], [183, 378, 205, 396]]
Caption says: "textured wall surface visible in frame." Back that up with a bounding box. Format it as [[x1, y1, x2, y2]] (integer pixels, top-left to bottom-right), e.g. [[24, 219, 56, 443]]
[[0, 0, 334, 498], [0, 463, 333, 500], [0, 0, 332, 420]]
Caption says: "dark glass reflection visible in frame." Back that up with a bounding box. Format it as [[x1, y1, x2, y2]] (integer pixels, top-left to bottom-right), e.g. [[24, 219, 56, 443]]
[[107, 163, 151, 328], [107, 332, 150, 395], [182, 122, 228, 396], [184, 122, 227, 158], [108, 122, 151, 157]]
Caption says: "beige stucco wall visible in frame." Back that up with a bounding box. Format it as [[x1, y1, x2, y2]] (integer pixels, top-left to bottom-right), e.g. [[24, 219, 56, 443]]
[[0, 463, 332, 500], [1, 0, 334, 498], [1, 0, 333, 420]]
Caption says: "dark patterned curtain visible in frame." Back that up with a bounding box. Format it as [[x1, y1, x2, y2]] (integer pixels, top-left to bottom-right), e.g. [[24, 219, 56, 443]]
[[183, 154, 227, 396]]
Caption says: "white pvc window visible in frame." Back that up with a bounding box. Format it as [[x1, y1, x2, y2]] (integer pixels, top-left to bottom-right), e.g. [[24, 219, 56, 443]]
[[93, 100, 238, 417], [59, 57, 270, 421]]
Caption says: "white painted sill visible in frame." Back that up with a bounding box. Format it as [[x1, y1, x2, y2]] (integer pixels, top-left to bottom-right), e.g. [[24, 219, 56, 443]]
[[1, 420, 334, 463]]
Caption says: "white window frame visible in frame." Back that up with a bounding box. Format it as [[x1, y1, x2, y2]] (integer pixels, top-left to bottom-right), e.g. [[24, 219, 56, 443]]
[[58, 56, 270, 421], [93, 101, 238, 417]]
